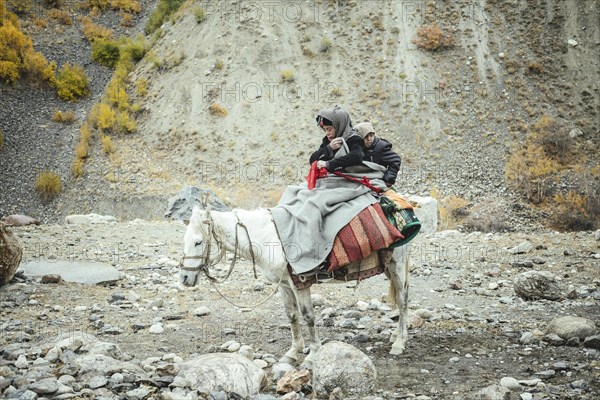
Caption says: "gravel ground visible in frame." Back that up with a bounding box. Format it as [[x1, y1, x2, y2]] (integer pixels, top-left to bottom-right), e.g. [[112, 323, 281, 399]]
[[1, 221, 599, 398]]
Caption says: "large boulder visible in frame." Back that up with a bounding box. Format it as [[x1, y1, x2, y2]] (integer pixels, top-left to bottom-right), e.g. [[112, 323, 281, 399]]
[[311, 341, 377, 397], [2, 214, 40, 227], [177, 353, 266, 396], [0, 222, 22, 286], [65, 214, 117, 224], [546, 316, 597, 340], [407, 195, 438, 235], [513, 271, 563, 300], [165, 186, 229, 221]]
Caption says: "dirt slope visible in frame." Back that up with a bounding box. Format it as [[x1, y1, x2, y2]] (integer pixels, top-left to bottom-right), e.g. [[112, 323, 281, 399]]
[[1, 0, 599, 223]]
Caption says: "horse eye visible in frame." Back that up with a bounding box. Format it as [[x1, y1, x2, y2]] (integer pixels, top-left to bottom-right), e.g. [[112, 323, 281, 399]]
[[194, 240, 203, 247]]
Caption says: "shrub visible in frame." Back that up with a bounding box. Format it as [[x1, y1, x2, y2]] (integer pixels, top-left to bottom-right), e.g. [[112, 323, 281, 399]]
[[194, 6, 205, 23], [120, 35, 146, 61], [101, 135, 114, 154], [135, 77, 148, 96], [280, 69, 294, 82], [35, 170, 61, 202], [413, 24, 454, 51], [110, 0, 141, 13], [106, 78, 129, 109], [320, 36, 332, 53], [43, 0, 64, 7], [530, 115, 572, 163], [91, 38, 120, 67], [81, 16, 112, 42], [0, 60, 20, 83], [52, 110, 76, 124], [6, 0, 31, 15], [145, 0, 186, 35], [506, 144, 559, 204], [55, 64, 90, 100], [48, 8, 72, 25], [551, 191, 595, 231], [24, 51, 56, 84], [96, 103, 116, 130], [116, 111, 136, 133], [462, 199, 512, 233], [71, 158, 84, 178], [83, 0, 110, 10], [209, 102, 228, 116], [75, 140, 89, 159]]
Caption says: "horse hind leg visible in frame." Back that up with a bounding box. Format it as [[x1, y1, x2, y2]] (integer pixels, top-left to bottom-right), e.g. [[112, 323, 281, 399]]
[[387, 246, 410, 355], [278, 285, 304, 365]]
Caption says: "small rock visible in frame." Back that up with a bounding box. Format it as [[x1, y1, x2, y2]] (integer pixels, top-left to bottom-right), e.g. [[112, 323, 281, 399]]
[[87, 375, 108, 389], [476, 384, 510, 399], [15, 354, 28, 369], [583, 335, 600, 349], [272, 363, 295, 380], [149, 324, 164, 334], [500, 377, 521, 390], [41, 274, 62, 284], [568, 39, 578, 46], [28, 378, 59, 395], [508, 241, 533, 254], [520, 393, 533, 400], [544, 333, 566, 346], [253, 359, 268, 369], [193, 306, 211, 317], [276, 370, 311, 394]]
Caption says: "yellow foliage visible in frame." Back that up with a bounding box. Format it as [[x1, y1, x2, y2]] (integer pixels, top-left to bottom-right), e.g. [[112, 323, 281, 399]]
[[506, 144, 559, 204], [106, 78, 129, 109], [75, 140, 89, 159], [35, 170, 62, 201], [116, 111, 136, 133], [96, 103, 116, 131], [280, 69, 294, 82], [0, 60, 19, 83], [81, 16, 113, 42], [135, 77, 148, 96], [71, 158, 84, 178], [48, 8, 72, 25], [55, 64, 90, 100], [24, 50, 56, 84], [101, 135, 114, 154], [52, 110, 76, 124], [111, 0, 140, 13]]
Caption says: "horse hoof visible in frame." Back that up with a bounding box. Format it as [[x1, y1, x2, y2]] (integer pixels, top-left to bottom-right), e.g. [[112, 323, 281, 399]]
[[389, 346, 405, 355]]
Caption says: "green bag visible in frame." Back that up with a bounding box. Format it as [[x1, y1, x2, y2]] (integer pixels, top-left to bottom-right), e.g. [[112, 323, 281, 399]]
[[379, 196, 421, 247]]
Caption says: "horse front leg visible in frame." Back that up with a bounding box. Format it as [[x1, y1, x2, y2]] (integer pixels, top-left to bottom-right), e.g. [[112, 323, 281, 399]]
[[278, 285, 304, 365], [387, 246, 410, 355], [295, 288, 320, 369]]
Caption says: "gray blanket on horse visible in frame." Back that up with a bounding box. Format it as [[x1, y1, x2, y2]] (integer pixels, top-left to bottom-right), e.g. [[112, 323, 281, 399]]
[[271, 164, 386, 274]]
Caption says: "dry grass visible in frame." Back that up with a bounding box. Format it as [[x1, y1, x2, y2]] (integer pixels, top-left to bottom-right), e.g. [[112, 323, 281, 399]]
[[35, 170, 62, 202], [52, 110, 76, 124], [209, 103, 228, 117], [280, 69, 295, 83], [413, 24, 454, 51], [48, 8, 72, 25], [81, 16, 113, 42]]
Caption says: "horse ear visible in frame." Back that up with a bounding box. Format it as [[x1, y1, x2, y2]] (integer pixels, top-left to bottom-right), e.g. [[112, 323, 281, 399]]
[[183, 219, 190, 225]]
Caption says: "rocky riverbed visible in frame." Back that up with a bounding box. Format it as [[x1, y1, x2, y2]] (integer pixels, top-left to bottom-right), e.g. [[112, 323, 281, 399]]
[[1, 220, 599, 399]]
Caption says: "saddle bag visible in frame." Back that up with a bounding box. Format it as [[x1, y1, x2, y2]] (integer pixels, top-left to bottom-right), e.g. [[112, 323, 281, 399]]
[[379, 195, 421, 247]]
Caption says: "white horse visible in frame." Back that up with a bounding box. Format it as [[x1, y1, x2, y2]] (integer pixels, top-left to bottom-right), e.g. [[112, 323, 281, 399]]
[[179, 204, 410, 367]]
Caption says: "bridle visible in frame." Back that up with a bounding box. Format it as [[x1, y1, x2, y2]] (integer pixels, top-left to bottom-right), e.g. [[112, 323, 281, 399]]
[[179, 210, 256, 284], [179, 206, 286, 309]]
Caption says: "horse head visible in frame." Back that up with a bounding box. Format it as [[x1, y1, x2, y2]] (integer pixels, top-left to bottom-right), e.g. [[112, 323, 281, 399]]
[[180, 204, 220, 287]]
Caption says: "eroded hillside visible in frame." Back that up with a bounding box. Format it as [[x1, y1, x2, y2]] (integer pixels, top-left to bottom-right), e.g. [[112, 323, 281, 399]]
[[1, 0, 599, 227]]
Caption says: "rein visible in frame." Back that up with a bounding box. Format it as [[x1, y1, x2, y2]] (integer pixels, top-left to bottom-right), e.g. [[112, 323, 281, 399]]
[[180, 209, 285, 309]]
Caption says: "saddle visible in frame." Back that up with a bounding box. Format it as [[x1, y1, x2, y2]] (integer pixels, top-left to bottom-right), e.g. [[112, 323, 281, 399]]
[[289, 202, 403, 289]]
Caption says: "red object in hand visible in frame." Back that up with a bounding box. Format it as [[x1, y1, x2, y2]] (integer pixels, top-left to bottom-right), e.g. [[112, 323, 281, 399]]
[[306, 161, 328, 189]]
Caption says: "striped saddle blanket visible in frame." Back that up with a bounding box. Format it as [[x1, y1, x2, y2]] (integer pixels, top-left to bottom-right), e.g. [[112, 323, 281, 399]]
[[327, 203, 404, 272]]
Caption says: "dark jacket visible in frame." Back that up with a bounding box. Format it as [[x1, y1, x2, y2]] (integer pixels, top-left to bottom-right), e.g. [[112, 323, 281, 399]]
[[363, 137, 401, 185], [309, 135, 364, 172]]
